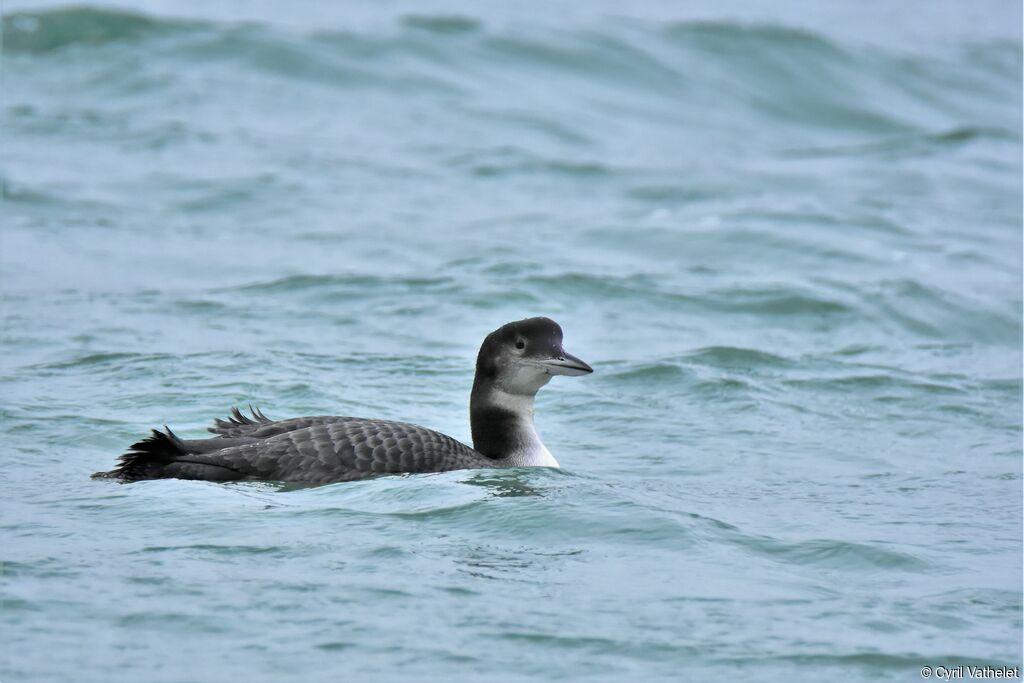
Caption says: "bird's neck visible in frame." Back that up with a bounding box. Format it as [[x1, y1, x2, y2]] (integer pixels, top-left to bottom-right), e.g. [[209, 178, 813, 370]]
[[469, 382, 558, 467]]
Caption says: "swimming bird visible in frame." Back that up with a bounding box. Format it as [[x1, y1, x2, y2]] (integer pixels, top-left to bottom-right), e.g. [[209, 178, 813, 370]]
[[92, 317, 593, 484]]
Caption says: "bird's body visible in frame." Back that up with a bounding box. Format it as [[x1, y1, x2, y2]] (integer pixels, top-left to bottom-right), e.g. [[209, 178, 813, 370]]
[[93, 317, 592, 484]]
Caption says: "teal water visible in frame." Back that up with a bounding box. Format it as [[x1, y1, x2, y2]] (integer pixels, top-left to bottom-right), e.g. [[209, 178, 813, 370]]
[[2, 2, 1022, 681]]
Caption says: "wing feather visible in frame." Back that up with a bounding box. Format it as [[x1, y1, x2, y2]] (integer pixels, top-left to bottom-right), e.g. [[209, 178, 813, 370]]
[[185, 417, 488, 483]]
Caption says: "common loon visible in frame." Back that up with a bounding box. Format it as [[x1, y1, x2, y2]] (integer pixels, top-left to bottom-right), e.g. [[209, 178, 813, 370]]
[[92, 317, 593, 484]]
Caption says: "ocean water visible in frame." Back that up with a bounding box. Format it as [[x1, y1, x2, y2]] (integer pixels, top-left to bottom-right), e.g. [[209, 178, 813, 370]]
[[2, 1, 1021, 681]]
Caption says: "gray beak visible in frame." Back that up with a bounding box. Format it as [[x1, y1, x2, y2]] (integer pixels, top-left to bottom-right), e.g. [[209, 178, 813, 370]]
[[538, 349, 593, 376]]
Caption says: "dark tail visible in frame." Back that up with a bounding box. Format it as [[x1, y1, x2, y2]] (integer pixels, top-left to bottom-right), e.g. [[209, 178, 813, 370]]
[[92, 427, 189, 482]]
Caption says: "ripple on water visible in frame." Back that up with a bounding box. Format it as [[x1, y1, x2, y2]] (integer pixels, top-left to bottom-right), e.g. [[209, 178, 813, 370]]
[[739, 536, 930, 571]]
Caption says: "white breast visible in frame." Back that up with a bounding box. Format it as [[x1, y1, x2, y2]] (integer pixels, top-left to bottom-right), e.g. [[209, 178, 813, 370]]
[[503, 425, 560, 468]]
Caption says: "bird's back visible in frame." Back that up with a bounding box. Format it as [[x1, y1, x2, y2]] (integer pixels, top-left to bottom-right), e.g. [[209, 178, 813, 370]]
[[94, 409, 491, 484]]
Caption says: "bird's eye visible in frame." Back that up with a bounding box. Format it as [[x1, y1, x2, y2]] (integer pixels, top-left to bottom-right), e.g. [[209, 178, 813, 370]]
[[515, 339, 525, 350]]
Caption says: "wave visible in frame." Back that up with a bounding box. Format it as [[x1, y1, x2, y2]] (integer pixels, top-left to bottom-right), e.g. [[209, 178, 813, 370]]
[[783, 125, 1021, 160], [230, 273, 459, 296], [3, 6, 201, 53], [740, 536, 928, 570], [6, 6, 1018, 137], [686, 346, 795, 369]]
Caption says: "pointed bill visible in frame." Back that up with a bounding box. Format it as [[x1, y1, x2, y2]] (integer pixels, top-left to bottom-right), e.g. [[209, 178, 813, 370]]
[[537, 350, 593, 376]]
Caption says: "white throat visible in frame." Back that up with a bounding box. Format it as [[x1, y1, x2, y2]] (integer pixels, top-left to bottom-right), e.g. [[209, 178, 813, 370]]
[[482, 388, 560, 468]]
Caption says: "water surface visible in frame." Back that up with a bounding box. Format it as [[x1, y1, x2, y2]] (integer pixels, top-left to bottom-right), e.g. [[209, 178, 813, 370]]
[[2, 2, 1021, 681]]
